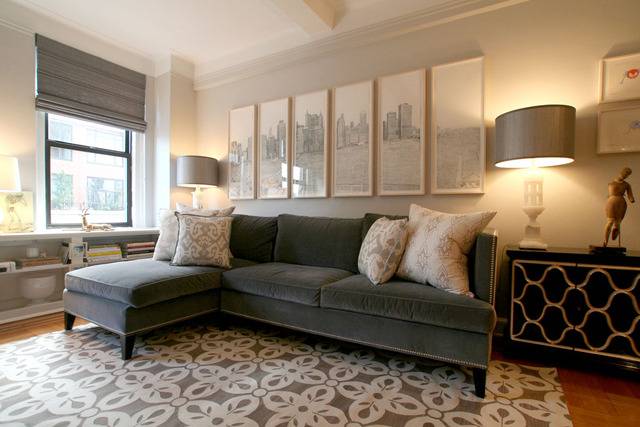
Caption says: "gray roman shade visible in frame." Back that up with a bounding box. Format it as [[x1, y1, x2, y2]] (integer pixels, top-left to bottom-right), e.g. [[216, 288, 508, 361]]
[[36, 35, 147, 132]]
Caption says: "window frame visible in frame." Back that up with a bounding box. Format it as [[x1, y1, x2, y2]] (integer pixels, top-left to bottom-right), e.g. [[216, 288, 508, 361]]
[[44, 113, 133, 228]]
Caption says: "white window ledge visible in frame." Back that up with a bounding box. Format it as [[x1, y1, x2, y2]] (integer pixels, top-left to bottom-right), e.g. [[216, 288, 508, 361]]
[[0, 227, 159, 243]]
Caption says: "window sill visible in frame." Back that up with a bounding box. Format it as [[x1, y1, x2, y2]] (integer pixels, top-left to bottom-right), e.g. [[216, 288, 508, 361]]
[[0, 227, 159, 242]]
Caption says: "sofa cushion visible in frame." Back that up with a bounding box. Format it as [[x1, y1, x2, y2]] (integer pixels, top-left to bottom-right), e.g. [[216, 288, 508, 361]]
[[222, 262, 353, 306], [320, 274, 496, 334], [274, 214, 363, 273], [230, 214, 278, 263], [65, 258, 255, 308]]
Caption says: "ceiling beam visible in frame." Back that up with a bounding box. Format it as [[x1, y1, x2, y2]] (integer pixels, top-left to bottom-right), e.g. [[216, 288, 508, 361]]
[[268, 0, 336, 35]]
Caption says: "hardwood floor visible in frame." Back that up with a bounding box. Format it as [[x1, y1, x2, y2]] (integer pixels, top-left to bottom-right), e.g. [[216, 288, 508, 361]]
[[1, 313, 638, 427]]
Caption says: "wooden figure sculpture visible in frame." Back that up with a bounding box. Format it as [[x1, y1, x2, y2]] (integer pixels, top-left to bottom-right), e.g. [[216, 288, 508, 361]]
[[80, 205, 113, 232], [603, 167, 634, 249]]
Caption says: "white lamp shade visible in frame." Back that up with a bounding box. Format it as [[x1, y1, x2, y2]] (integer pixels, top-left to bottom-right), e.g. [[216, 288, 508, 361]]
[[0, 156, 21, 192]]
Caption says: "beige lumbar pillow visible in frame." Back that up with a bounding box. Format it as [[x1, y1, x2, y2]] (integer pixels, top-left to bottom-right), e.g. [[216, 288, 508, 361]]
[[153, 205, 235, 261], [171, 214, 233, 268], [396, 204, 496, 296], [358, 217, 409, 285]]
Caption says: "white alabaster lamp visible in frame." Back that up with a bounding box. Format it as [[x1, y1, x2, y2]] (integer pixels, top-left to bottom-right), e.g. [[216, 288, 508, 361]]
[[495, 105, 575, 250], [0, 155, 21, 225], [176, 155, 218, 209]]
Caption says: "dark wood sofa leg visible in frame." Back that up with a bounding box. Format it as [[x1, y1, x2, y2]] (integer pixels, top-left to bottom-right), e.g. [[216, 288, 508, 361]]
[[64, 312, 76, 331], [121, 335, 135, 360], [473, 368, 487, 398]]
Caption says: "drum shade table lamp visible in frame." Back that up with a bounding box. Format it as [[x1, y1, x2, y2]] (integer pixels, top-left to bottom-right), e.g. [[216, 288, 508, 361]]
[[0, 155, 21, 225], [495, 105, 575, 249], [176, 155, 218, 209]]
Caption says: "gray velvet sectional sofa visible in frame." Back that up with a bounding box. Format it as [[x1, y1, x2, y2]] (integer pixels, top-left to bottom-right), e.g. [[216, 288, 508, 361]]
[[63, 213, 498, 397]]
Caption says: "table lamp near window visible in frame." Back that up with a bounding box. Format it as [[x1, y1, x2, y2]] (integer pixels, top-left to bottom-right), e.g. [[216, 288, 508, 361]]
[[0, 155, 21, 225], [176, 155, 218, 209], [495, 105, 575, 249]]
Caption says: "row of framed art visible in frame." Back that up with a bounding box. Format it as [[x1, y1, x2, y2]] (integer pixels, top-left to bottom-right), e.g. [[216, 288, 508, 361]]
[[227, 57, 484, 200]]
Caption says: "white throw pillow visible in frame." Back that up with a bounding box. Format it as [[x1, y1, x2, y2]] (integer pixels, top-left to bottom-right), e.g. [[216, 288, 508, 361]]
[[396, 204, 496, 296], [358, 217, 408, 285], [153, 206, 235, 261], [171, 214, 233, 268]]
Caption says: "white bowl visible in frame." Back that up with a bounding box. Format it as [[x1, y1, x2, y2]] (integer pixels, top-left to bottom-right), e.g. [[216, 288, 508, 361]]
[[20, 275, 56, 305]]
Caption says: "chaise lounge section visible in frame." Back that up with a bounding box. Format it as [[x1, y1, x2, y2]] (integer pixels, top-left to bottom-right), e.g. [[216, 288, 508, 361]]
[[64, 212, 497, 396]]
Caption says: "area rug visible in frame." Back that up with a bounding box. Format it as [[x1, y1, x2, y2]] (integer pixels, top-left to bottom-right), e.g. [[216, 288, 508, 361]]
[[0, 321, 572, 426]]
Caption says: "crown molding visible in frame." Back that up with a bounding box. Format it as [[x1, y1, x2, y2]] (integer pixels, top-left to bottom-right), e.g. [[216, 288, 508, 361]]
[[194, 0, 528, 91], [0, 15, 32, 35]]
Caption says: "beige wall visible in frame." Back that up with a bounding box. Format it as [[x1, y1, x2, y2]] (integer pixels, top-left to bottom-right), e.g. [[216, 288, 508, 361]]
[[196, 0, 640, 320], [0, 25, 36, 192]]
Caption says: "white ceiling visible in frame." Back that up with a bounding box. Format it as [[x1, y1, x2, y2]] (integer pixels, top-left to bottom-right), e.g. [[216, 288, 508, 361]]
[[9, 0, 461, 75]]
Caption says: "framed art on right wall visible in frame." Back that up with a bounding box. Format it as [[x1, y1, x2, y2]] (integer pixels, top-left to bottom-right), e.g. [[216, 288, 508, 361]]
[[597, 103, 640, 154], [600, 53, 640, 103], [431, 57, 485, 194]]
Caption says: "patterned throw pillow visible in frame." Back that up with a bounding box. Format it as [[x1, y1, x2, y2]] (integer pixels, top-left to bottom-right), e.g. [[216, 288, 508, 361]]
[[153, 206, 235, 261], [358, 217, 409, 285], [396, 204, 496, 296], [171, 214, 233, 268]]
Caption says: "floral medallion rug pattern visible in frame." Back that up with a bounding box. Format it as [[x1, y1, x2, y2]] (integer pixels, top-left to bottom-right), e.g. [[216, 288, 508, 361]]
[[0, 322, 572, 427]]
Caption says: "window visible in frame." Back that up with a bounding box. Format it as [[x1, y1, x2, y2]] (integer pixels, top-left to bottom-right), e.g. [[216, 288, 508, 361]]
[[45, 113, 132, 227]]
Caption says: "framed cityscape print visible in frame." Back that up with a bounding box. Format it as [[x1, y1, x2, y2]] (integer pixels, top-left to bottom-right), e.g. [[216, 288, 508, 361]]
[[597, 102, 640, 153], [292, 90, 329, 198], [377, 69, 426, 195], [431, 57, 485, 194], [258, 98, 290, 199], [600, 53, 640, 103], [228, 105, 256, 200], [332, 81, 374, 197]]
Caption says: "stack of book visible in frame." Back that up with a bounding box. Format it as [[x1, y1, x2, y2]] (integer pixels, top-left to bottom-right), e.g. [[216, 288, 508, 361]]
[[86, 244, 123, 265], [15, 257, 61, 269], [124, 241, 156, 260]]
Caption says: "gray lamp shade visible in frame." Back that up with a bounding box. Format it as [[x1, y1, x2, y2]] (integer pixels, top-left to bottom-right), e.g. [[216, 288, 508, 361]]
[[495, 104, 575, 168], [176, 155, 218, 188]]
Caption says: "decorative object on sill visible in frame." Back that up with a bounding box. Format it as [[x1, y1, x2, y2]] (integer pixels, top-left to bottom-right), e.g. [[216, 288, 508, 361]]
[[377, 69, 426, 196], [80, 205, 113, 231], [229, 106, 256, 200], [177, 155, 219, 208], [590, 167, 635, 255], [495, 104, 575, 250], [597, 102, 640, 153], [600, 52, 640, 103], [431, 57, 485, 194]]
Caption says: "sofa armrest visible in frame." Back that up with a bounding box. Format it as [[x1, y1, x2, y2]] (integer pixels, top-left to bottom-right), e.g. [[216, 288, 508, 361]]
[[468, 229, 498, 305]]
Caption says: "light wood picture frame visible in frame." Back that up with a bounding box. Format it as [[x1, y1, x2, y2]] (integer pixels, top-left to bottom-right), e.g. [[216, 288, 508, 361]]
[[431, 57, 485, 194], [258, 98, 290, 199], [377, 69, 426, 196], [597, 102, 640, 154], [228, 105, 256, 200], [292, 90, 329, 198], [332, 80, 374, 197], [600, 53, 640, 103]]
